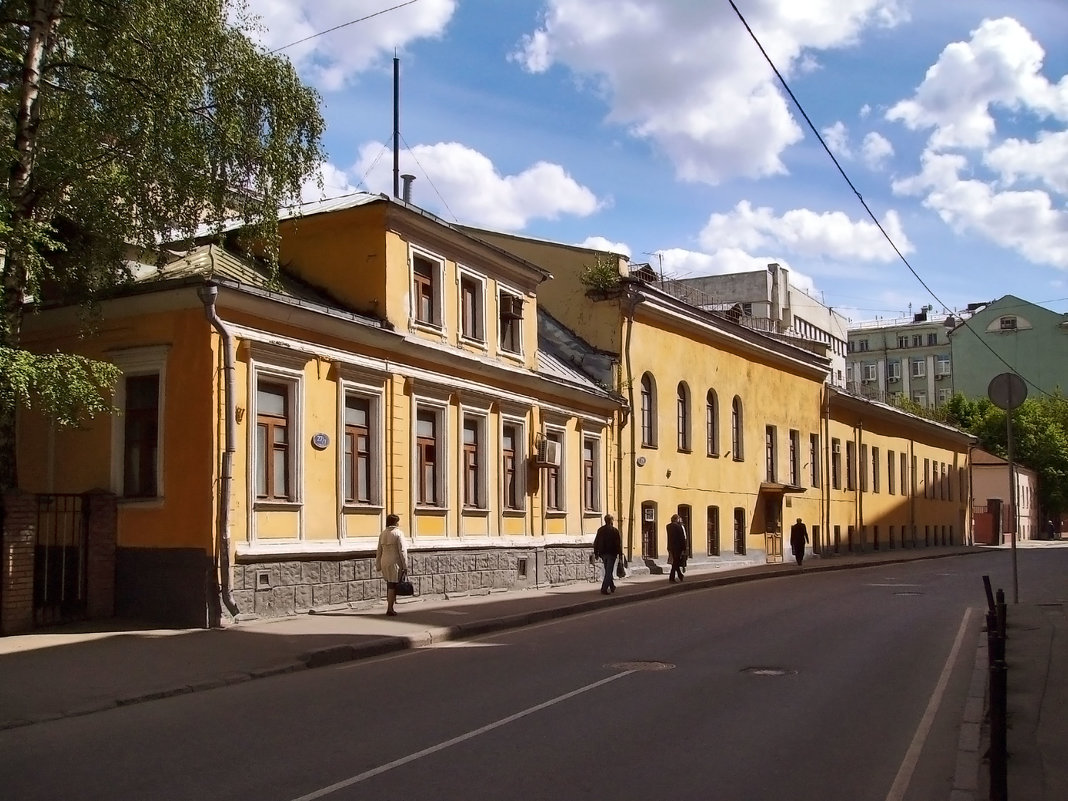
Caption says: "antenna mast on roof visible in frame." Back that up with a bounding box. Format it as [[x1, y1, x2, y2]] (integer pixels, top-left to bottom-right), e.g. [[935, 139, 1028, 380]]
[[393, 52, 400, 199]]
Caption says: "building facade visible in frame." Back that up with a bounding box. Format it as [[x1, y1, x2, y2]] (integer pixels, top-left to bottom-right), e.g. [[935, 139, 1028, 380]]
[[462, 229, 973, 567], [8, 195, 622, 632], [948, 295, 1068, 399], [970, 448, 1040, 545], [847, 305, 956, 408]]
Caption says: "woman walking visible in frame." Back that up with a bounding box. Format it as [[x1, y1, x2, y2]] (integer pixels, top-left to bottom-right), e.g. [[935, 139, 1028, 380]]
[[376, 513, 409, 616]]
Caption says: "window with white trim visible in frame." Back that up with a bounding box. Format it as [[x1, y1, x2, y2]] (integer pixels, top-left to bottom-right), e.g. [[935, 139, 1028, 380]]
[[109, 345, 169, 500], [459, 272, 485, 343], [911, 358, 926, 378], [343, 394, 373, 504], [415, 403, 447, 507], [501, 420, 525, 511], [731, 396, 744, 461], [498, 289, 524, 354], [640, 373, 657, 448], [256, 379, 296, 502], [411, 249, 443, 328], [582, 435, 601, 512], [545, 427, 565, 512], [676, 382, 691, 452], [462, 413, 487, 509]]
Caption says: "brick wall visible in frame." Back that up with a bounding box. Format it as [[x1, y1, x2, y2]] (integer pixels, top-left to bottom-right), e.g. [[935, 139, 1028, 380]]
[[1, 491, 36, 635], [86, 492, 117, 619]]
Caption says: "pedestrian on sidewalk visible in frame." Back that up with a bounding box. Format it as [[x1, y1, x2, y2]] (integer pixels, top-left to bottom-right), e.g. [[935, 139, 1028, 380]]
[[790, 517, 809, 568], [376, 513, 409, 616], [593, 513, 623, 594], [667, 514, 687, 582]]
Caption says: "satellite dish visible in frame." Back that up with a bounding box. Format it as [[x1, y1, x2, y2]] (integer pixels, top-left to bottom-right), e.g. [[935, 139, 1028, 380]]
[[988, 373, 1027, 410]]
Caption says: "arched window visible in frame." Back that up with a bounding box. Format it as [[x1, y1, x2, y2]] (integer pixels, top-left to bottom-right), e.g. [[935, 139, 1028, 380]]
[[640, 373, 657, 447], [705, 389, 719, 456], [731, 396, 744, 461], [676, 382, 691, 451]]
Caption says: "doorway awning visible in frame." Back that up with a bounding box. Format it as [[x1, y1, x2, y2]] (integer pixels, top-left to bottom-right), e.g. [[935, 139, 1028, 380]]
[[759, 482, 806, 494]]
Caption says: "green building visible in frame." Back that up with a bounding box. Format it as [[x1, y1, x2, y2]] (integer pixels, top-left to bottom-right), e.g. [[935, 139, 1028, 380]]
[[948, 295, 1068, 399]]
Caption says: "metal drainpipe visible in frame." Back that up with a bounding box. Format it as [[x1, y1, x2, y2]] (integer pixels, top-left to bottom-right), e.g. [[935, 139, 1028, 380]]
[[622, 288, 643, 563], [197, 281, 240, 618]]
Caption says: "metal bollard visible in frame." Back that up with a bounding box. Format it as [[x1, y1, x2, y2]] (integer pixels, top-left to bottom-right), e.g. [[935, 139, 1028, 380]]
[[995, 588, 1007, 639], [987, 611, 1005, 665], [983, 574, 996, 614], [989, 659, 1008, 801]]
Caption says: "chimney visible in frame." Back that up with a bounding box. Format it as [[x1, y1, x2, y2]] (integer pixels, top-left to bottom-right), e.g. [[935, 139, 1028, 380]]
[[401, 174, 415, 203]]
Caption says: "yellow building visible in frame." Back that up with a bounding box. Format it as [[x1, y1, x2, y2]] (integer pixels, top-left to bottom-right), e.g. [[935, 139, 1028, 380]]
[[9, 195, 622, 631], [460, 229, 974, 568]]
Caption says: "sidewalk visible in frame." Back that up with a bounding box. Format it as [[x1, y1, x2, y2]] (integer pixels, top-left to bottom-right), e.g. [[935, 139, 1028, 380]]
[[0, 546, 982, 731]]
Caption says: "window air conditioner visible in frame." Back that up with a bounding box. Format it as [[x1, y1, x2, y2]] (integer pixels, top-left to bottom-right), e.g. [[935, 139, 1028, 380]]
[[535, 438, 561, 466], [500, 295, 524, 320]]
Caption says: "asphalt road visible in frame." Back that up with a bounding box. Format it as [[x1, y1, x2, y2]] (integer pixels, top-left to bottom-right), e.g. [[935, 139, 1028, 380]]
[[2, 548, 1063, 801]]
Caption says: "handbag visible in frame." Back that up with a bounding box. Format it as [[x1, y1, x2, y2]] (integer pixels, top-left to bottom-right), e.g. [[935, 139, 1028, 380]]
[[395, 570, 415, 597], [615, 557, 628, 579]]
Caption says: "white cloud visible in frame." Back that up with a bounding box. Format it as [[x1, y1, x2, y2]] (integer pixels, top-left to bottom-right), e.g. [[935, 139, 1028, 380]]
[[578, 236, 630, 257], [893, 149, 1068, 268], [300, 161, 360, 202], [513, 0, 908, 184], [886, 17, 1068, 149], [861, 132, 894, 170], [984, 130, 1068, 194], [245, 0, 456, 91], [823, 122, 852, 159], [698, 201, 912, 262], [351, 141, 602, 230]]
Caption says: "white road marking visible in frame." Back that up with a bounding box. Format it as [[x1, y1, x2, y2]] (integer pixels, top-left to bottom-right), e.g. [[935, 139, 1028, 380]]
[[884, 607, 973, 801], [288, 670, 635, 801]]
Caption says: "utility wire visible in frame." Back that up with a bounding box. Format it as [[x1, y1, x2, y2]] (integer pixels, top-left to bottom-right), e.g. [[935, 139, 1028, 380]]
[[399, 133, 459, 223], [728, 0, 1059, 405], [270, 0, 422, 54]]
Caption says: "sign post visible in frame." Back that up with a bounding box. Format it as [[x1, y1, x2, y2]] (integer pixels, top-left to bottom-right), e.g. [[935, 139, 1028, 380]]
[[988, 373, 1027, 603]]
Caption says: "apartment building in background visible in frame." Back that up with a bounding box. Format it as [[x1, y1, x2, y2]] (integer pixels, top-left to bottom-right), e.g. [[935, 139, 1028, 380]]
[[847, 305, 956, 408]]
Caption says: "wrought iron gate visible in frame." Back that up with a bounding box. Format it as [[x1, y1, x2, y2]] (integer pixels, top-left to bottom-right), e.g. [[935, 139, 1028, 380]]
[[34, 494, 89, 626]]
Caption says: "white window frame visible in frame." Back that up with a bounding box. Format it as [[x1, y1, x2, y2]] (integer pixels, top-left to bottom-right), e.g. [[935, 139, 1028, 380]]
[[937, 387, 952, 405], [461, 407, 489, 511], [544, 423, 567, 513], [413, 397, 449, 509], [500, 415, 527, 512], [887, 360, 901, 381], [863, 362, 877, 382], [410, 246, 445, 331], [911, 358, 926, 378], [582, 432, 603, 513], [936, 355, 951, 376], [913, 390, 928, 406], [250, 363, 305, 511], [338, 378, 385, 511], [108, 345, 170, 502], [497, 285, 525, 357], [458, 268, 487, 346]]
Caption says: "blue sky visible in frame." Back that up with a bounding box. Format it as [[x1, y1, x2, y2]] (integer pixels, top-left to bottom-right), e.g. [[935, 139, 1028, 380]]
[[244, 0, 1068, 324]]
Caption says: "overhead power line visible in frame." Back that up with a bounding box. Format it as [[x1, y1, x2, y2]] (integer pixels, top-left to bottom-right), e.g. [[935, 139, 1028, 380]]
[[727, 0, 1060, 405], [270, 0, 422, 54]]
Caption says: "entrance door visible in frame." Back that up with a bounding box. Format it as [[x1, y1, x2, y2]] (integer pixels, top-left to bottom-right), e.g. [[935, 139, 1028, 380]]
[[677, 505, 692, 558], [641, 502, 658, 558]]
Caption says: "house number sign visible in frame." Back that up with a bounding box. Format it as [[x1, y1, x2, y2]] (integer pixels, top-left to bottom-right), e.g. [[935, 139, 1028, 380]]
[[311, 433, 330, 450]]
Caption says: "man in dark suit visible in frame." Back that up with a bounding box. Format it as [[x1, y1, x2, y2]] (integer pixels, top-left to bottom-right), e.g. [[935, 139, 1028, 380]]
[[790, 518, 809, 567], [667, 514, 688, 582], [593, 514, 623, 594]]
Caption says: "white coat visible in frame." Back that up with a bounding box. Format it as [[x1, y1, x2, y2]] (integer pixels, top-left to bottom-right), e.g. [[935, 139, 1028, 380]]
[[376, 525, 408, 583]]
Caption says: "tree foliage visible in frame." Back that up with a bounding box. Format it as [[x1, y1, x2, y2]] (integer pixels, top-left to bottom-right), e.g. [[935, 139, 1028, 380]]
[[944, 392, 1068, 516], [0, 0, 325, 487]]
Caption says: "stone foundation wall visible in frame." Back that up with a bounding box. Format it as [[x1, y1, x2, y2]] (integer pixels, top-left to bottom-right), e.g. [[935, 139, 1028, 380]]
[[232, 544, 594, 619]]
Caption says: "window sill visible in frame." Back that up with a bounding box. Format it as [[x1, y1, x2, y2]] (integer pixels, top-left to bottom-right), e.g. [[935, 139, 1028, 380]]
[[254, 500, 302, 511], [118, 496, 164, 508]]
